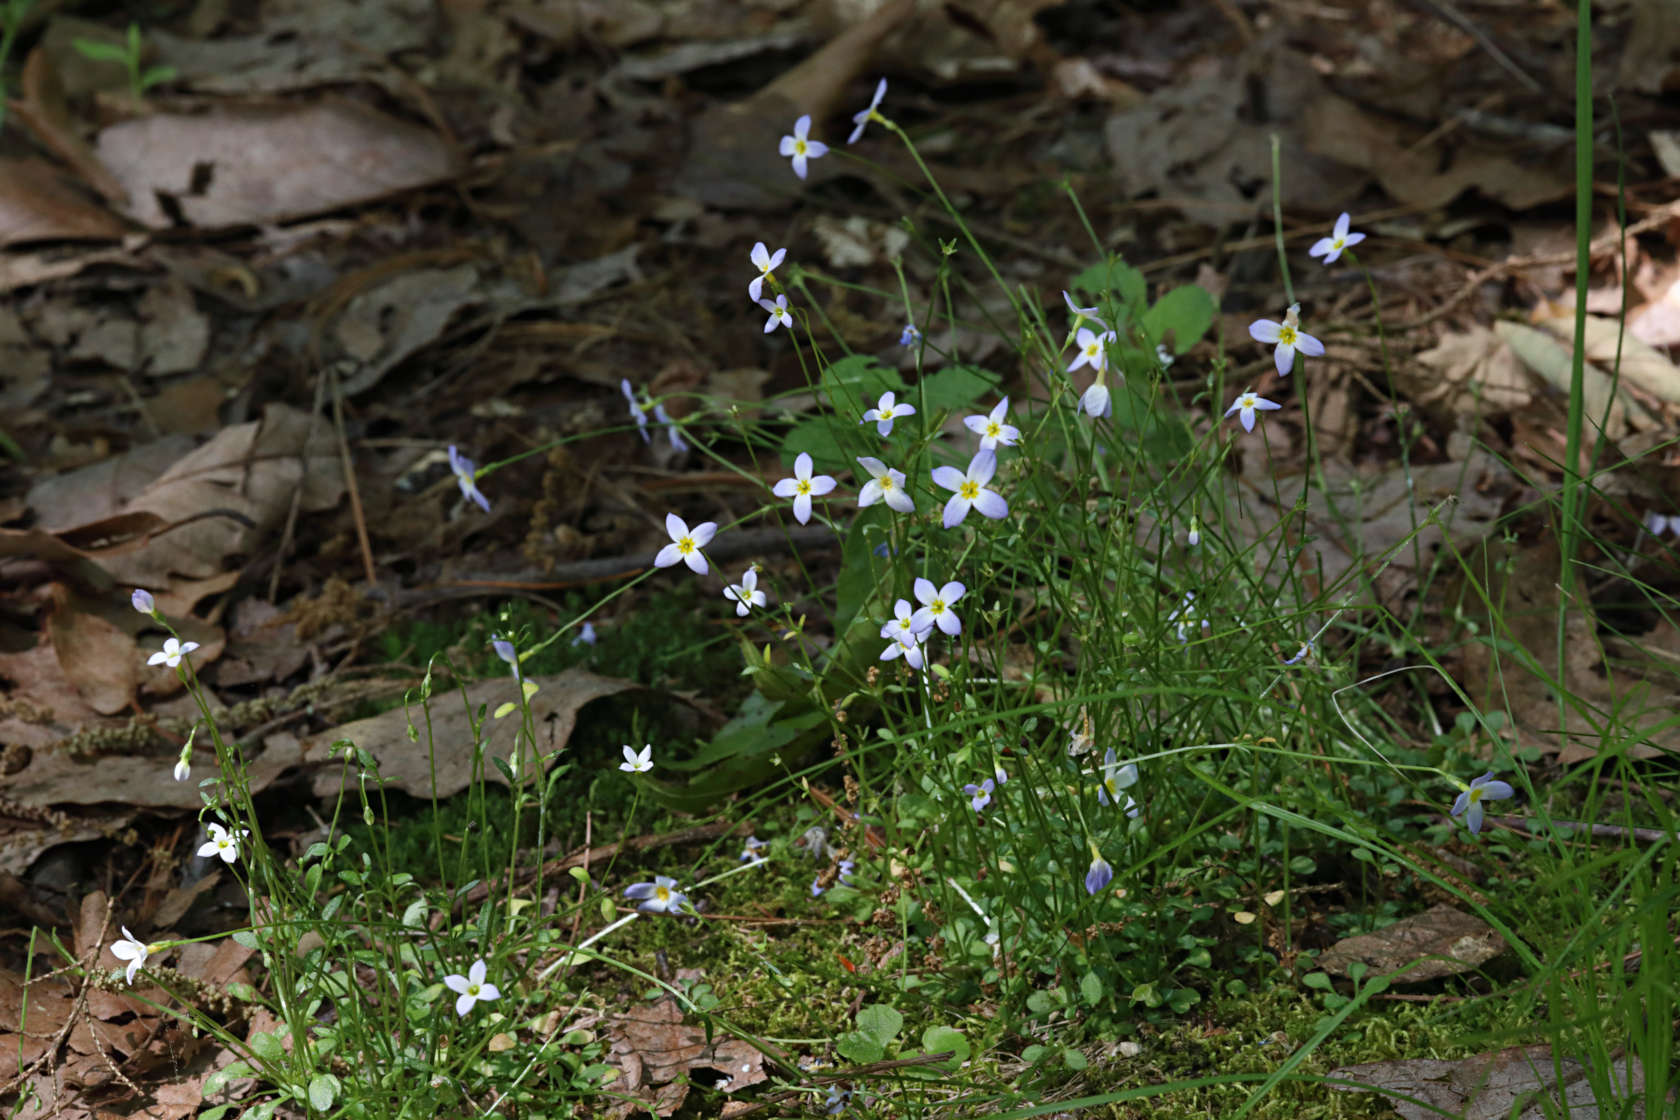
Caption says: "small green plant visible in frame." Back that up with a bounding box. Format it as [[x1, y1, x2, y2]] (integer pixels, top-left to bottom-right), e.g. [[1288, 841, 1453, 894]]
[[71, 22, 176, 103], [0, 0, 36, 133]]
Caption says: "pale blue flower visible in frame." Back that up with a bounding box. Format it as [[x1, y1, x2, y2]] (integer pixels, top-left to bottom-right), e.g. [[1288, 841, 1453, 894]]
[[1283, 642, 1313, 665], [131, 588, 155, 614], [932, 450, 1007, 529], [724, 569, 768, 616], [147, 637, 198, 669], [857, 457, 914, 514], [861, 391, 916, 437], [621, 379, 651, 442], [1248, 303, 1324, 377], [1309, 212, 1365, 265], [773, 452, 837, 525], [1062, 290, 1108, 331], [838, 859, 855, 885], [910, 577, 965, 637], [448, 445, 491, 512], [899, 323, 921, 347], [748, 241, 786, 302], [654, 513, 716, 574], [963, 778, 995, 813], [1451, 771, 1514, 834], [1085, 853, 1113, 895], [1067, 326, 1114, 375], [779, 115, 828, 179], [740, 836, 767, 862], [880, 629, 927, 671], [847, 78, 887, 144], [1097, 747, 1140, 817], [491, 634, 521, 679], [624, 875, 687, 913], [1225, 389, 1283, 433], [759, 294, 793, 333], [652, 403, 688, 452], [571, 622, 597, 647], [963, 398, 1020, 450]]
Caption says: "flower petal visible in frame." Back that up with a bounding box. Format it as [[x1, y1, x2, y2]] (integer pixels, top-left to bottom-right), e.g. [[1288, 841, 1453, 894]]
[[1249, 319, 1283, 344], [971, 490, 1009, 520], [931, 465, 965, 492]]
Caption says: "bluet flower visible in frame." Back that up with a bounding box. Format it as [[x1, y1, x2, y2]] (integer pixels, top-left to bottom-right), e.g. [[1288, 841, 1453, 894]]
[[963, 398, 1019, 450], [1308, 213, 1364, 265], [748, 241, 786, 302], [197, 822, 249, 864], [779, 114, 829, 179], [148, 637, 198, 669], [837, 859, 855, 885], [1080, 382, 1112, 419], [825, 1085, 853, 1114], [881, 598, 929, 646], [740, 836, 768, 862], [1085, 850, 1114, 895], [932, 449, 1007, 528], [1186, 518, 1201, 548], [442, 959, 501, 1017], [652, 403, 687, 452], [773, 452, 836, 525], [759, 294, 793, 333], [963, 778, 995, 812], [1642, 511, 1678, 537], [131, 588, 154, 614], [173, 756, 190, 782], [1067, 326, 1114, 375], [1225, 389, 1282, 432], [861, 390, 915, 437], [910, 577, 964, 637], [1170, 592, 1209, 642], [1156, 343, 1175, 367], [620, 379, 651, 442], [654, 513, 716, 574], [1248, 303, 1324, 376], [491, 634, 521, 679], [1450, 771, 1514, 834], [1062, 290, 1108, 331], [847, 78, 887, 144], [899, 323, 921, 347], [619, 744, 653, 773], [880, 628, 927, 670], [572, 622, 597, 647], [1283, 642, 1313, 665], [448, 446, 491, 512], [110, 927, 152, 985], [1097, 748, 1140, 817], [857, 457, 914, 513], [724, 569, 768, 616], [625, 875, 687, 913], [811, 875, 825, 897]]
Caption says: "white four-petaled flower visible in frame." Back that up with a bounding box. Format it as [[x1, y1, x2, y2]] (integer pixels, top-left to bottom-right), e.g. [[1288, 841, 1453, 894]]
[[724, 569, 768, 616], [620, 744, 653, 773], [1067, 326, 1114, 375], [856, 457, 915, 513], [772, 452, 837, 525], [910, 577, 965, 637], [861, 391, 916, 437], [881, 598, 927, 646], [964, 398, 1020, 450], [748, 242, 786, 302], [1248, 303, 1324, 376], [779, 115, 829, 180], [1224, 389, 1283, 433], [847, 78, 887, 144], [759, 294, 793, 333], [1308, 212, 1365, 265], [443, 959, 501, 1017], [963, 778, 995, 813], [148, 637, 199, 669], [654, 513, 717, 574], [932, 450, 1008, 529], [110, 927, 152, 985], [197, 822, 249, 864], [625, 875, 687, 913]]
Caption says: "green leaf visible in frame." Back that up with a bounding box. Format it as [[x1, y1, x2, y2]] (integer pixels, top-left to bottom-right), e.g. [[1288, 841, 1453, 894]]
[[1143, 285, 1217, 354], [782, 415, 853, 477], [855, 1003, 903, 1047], [919, 364, 998, 415], [1026, 987, 1065, 1015], [834, 505, 889, 635], [248, 1030, 285, 1064], [231, 930, 260, 950], [1167, 987, 1201, 1013], [72, 39, 130, 63], [820, 354, 902, 411], [920, 1025, 970, 1067], [202, 1061, 256, 1096], [1301, 971, 1333, 991], [1079, 970, 1104, 1006], [1063, 1047, 1089, 1071], [1020, 1044, 1047, 1064], [836, 1031, 883, 1064], [307, 1074, 339, 1111]]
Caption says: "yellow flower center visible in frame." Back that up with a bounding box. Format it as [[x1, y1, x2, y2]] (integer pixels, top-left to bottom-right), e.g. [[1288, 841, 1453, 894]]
[[1468, 788, 1485, 804], [677, 536, 695, 555], [793, 139, 808, 156], [655, 885, 670, 902], [1276, 325, 1298, 345], [985, 422, 1001, 438], [879, 476, 896, 492], [959, 481, 981, 501], [930, 600, 945, 614], [467, 983, 481, 996], [796, 480, 812, 496]]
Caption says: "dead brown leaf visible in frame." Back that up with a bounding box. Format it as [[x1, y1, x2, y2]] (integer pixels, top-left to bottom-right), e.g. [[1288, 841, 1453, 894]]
[[0, 156, 130, 246], [1412, 326, 1532, 416], [1533, 311, 1680, 407], [1331, 1044, 1645, 1120], [95, 100, 460, 229], [602, 995, 768, 1117], [1319, 903, 1505, 983]]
